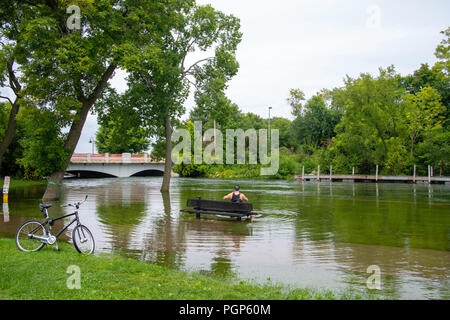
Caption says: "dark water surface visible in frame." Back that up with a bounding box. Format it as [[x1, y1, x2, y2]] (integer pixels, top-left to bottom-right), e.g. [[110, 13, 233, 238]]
[[1, 178, 449, 299]]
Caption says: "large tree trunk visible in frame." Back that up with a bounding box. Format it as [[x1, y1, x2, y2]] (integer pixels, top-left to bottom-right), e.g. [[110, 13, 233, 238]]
[[0, 100, 20, 171], [0, 59, 22, 172], [42, 64, 117, 201], [161, 116, 172, 193], [42, 100, 93, 201]]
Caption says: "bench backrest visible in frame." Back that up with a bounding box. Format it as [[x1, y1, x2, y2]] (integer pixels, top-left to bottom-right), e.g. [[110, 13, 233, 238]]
[[187, 198, 253, 213]]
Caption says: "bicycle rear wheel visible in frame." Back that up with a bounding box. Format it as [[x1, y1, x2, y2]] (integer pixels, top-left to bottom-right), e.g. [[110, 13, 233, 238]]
[[72, 225, 95, 254], [16, 220, 47, 252]]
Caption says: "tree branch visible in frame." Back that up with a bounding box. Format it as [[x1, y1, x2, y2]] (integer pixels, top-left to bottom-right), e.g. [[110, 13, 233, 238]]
[[87, 63, 117, 104], [185, 76, 200, 91], [144, 72, 156, 93], [0, 96, 13, 105], [20, 0, 41, 8], [180, 38, 194, 70], [6, 58, 21, 96], [182, 57, 213, 78], [74, 78, 86, 103]]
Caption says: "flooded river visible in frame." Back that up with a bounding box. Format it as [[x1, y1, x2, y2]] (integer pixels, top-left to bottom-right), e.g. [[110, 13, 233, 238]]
[[1, 178, 449, 299]]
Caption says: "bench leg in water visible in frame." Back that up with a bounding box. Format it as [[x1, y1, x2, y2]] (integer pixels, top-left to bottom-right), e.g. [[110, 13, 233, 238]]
[[196, 211, 200, 219], [237, 217, 241, 221]]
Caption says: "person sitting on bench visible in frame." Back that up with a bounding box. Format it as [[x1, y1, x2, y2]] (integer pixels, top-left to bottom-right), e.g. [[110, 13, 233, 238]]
[[224, 185, 255, 221], [223, 185, 248, 203]]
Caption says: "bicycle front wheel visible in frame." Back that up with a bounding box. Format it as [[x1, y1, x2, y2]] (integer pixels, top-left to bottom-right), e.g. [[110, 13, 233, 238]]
[[72, 225, 95, 254], [16, 220, 47, 252]]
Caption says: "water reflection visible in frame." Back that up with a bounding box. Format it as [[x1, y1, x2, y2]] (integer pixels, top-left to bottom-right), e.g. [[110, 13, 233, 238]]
[[2, 203, 9, 222], [0, 177, 449, 299], [147, 191, 186, 268]]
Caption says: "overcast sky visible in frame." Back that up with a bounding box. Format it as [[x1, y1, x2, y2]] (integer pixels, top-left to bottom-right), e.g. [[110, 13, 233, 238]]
[[4, 1, 449, 153]]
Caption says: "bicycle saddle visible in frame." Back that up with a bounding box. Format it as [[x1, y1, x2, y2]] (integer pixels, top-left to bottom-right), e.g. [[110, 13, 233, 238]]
[[39, 204, 52, 209]]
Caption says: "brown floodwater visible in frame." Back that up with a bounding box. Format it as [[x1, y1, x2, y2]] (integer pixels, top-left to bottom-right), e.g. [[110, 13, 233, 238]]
[[1, 177, 449, 299]]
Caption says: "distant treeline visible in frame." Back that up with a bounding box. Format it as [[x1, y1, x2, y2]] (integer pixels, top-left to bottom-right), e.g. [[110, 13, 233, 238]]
[[169, 28, 449, 179], [1, 27, 448, 180]]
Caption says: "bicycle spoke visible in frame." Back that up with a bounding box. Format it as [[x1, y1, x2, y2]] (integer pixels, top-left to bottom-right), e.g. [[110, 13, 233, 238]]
[[73, 225, 95, 254], [16, 220, 46, 252]]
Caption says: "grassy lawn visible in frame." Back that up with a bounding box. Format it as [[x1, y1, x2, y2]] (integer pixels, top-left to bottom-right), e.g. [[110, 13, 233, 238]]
[[0, 238, 371, 300]]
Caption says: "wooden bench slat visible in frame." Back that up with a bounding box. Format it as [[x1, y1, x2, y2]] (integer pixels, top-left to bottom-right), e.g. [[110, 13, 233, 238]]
[[181, 198, 255, 221], [180, 209, 250, 218], [187, 198, 253, 213]]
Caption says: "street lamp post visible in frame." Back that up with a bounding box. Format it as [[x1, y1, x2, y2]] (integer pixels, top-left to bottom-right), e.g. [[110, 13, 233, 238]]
[[268, 107, 272, 142], [213, 119, 216, 156], [89, 137, 95, 154]]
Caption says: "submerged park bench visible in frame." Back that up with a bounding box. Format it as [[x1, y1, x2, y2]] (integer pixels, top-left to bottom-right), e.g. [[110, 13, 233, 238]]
[[180, 197, 255, 221]]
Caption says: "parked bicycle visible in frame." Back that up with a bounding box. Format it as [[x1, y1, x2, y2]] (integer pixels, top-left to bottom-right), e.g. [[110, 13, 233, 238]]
[[15, 195, 95, 254]]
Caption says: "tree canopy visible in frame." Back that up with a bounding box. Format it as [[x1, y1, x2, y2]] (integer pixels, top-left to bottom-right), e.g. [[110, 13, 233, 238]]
[[0, 3, 448, 184]]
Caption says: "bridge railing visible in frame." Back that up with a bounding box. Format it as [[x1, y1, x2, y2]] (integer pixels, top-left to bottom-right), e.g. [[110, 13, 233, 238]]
[[70, 153, 163, 164]]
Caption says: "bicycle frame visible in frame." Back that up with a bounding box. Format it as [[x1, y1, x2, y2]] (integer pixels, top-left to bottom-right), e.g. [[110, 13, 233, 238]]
[[31, 208, 81, 243], [46, 212, 81, 239]]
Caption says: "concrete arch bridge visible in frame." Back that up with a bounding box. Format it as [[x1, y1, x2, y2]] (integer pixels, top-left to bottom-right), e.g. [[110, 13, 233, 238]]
[[66, 153, 167, 178]]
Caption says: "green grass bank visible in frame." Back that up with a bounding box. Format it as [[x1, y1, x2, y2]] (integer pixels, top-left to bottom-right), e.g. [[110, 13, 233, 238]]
[[1, 178, 47, 189], [0, 238, 374, 300]]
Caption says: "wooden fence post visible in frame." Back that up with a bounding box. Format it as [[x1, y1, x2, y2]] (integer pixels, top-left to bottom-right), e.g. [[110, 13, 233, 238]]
[[302, 166, 305, 182], [413, 165, 416, 183], [330, 165, 332, 182], [376, 165, 378, 182], [317, 165, 320, 182]]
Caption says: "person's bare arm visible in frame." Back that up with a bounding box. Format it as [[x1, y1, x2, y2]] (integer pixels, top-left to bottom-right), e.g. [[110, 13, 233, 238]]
[[240, 193, 248, 202], [223, 193, 233, 200]]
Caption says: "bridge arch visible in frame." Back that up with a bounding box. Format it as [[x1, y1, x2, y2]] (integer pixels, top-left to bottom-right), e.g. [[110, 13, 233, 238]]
[[66, 161, 166, 178], [66, 170, 117, 179], [131, 170, 164, 177]]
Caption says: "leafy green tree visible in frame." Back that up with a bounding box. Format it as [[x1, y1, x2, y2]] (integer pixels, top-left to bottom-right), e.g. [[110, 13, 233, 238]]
[[403, 86, 445, 159], [271, 117, 294, 150], [2, 0, 189, 200], [401, 64, 449, 126], [123, 3, 242, 192], [0, 1, 27, 171], [402, 28, 450, 128], [328, 67, 407, 173], [416, 127, 450, 175], [189, 99, 240, 130], [0, 102, 9, 139], [434, 27, 449, 75], [18, 106, 67, 178], [234, 112, 266, 131], [95, 121, 150, 155], [94, 89, 151, 154], [273, 152, 301, 179], [291, 95, 341, 150], [0, 102, 26, 177], [330, 119, 382, 173], [0, 43, 24, 171], [384, 137, 411, 175], [287, 88, 305, 117]]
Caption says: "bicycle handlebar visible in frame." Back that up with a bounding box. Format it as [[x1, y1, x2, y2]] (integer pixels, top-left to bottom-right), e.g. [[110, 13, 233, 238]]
[[61, 195, 88, 208]]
